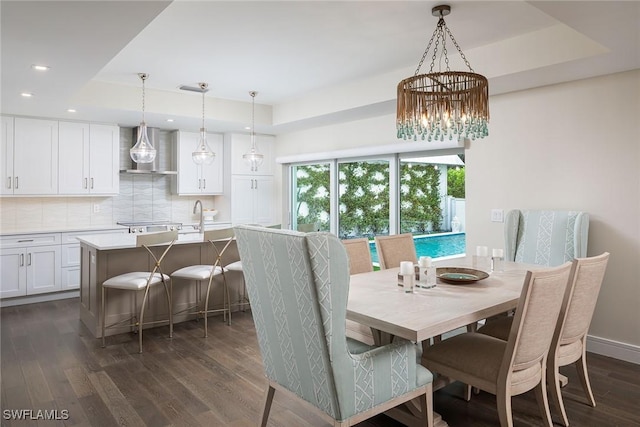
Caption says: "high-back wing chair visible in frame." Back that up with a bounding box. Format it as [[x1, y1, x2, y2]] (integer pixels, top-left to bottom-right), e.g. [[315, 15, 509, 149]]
[[504, 210, 589, 267], [234, 225, 434, 427], [478, 252, 609, 426], [422, 262, 573, 427], [374, 233, 418, 270]]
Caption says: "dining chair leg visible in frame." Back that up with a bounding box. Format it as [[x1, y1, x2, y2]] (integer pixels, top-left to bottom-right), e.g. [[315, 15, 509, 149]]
[[496, 387, 513, 427], [101, 286, 106, 348], [547, 360, 569, 426], [420, 383, 434, 427], [576, 351, 596, 407], [260, 384, 276, 427], [534, 378, 554, 427]]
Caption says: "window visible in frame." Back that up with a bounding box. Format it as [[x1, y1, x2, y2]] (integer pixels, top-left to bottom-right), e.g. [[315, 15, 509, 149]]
[[291, 163, 331, 232], [338, 160, 390, 239], [287, 150, 465, 259]]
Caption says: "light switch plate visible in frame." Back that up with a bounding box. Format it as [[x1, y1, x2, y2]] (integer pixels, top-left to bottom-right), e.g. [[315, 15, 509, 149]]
[[491, 209, 504, 222]]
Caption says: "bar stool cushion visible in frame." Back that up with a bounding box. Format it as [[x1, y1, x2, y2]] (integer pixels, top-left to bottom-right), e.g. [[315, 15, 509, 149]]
[[225, 260, 242, 271], [171, 265, 222, 280], [103, 272, 169, 290]]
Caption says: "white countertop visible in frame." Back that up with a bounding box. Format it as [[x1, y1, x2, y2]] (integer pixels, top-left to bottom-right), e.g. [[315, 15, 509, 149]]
[[77, 231, 212, 251]]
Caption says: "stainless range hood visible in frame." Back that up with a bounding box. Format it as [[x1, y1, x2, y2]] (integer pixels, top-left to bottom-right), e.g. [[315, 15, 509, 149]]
[[120, 126, 177, 175]]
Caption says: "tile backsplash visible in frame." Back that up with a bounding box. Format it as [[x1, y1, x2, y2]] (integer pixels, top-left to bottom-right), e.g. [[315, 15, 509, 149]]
[[0, 128, 225, 233]]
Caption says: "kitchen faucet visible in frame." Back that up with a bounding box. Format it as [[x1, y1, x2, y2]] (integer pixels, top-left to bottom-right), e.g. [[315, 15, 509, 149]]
[[193, 199, 204, 232]]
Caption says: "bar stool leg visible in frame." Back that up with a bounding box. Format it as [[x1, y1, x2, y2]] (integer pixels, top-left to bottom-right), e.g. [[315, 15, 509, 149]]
[[102, 286, 106, 348]]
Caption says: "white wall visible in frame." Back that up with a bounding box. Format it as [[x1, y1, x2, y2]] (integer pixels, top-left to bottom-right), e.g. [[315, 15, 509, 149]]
[[274, 70, 640, 359]]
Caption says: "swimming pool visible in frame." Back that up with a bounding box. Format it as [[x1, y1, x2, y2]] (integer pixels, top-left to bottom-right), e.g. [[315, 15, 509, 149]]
[[369, 232, 466, 263]]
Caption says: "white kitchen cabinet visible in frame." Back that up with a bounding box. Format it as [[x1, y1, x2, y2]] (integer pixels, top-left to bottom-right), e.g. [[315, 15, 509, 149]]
[[0, 233, 61, 298], [172, 131, 224, 195], [12, 118, 59, 195], [58, 122, 119, 195], [231, 175, 276, 225], [0, 116, 14, 196], [226, 133, 274, 175]]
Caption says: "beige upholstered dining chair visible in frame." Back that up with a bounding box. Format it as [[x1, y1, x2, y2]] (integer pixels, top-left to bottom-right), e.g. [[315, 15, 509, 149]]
[[374, 233, 417, 270], [477, 252, 609, 426], [235, 225, 434, 427], [341, 238, 375, 345], [341, 238, 373, 274], [101, 230, 178, 353], [170, 228, 234, 337], [422, 262, 573, 427]]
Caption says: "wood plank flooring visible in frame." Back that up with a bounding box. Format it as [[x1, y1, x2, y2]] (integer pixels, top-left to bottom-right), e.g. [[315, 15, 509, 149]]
[[1, 298, 639, 426]]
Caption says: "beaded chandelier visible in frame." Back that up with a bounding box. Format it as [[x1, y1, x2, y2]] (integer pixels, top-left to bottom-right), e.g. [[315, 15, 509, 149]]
[[397, 5, 489, 142]]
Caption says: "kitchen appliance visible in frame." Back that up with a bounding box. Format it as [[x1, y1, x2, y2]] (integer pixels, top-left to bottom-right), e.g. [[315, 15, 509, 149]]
[[117, 221, 183, 234], [121, 126, 177, 175]]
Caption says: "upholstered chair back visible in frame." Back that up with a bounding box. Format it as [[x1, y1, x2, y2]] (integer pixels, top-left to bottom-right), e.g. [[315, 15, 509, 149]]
[[559, 252, 609, 345], [234, 225, 430, 422], [374, 233, 418, 269], [341, 238, 374, 274], [504, 210, 589, 267], [506, 263, 572, 386]]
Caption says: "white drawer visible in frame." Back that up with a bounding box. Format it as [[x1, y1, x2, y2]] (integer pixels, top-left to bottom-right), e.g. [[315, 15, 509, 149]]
[[0, 233, 60, 248], [61, 228, 128, 244]]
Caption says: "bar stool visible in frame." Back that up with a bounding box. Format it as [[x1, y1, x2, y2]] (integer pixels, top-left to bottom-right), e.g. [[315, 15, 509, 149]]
[[171, 228, 234, 337], [101, 230, 177, 354]]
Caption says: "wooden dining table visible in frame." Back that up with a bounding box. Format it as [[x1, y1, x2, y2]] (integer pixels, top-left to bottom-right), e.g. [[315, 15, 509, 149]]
[[346, 256, 540, 427]]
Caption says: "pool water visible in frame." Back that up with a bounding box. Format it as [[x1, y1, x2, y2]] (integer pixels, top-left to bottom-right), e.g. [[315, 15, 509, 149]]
[[369, 233, 466, 263]]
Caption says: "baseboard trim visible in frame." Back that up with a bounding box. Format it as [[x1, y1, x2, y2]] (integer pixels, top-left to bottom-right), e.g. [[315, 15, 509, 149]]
[[1, 290, 79, 308], [587, 334, 640, 365]]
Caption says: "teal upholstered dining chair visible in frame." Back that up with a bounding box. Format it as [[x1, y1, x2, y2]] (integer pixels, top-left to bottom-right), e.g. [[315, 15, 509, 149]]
[[504, 210, 589, 267], [234, 225, 434, 427]]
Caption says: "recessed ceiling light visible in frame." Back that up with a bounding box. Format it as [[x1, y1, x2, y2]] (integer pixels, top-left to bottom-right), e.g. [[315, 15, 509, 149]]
[[67, 109, 76, 113], [244, 126, 251, 130], [166, 118, 174, 122], [31, 64, 50, 71], [21, 92, 33, 97]]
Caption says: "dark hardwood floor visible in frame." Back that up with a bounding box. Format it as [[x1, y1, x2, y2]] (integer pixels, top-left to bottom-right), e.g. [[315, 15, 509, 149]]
[[1, 298, 639, 426]]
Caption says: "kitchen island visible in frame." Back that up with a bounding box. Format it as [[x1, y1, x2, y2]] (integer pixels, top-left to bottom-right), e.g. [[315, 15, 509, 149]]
[[78, 231, 245, 338]]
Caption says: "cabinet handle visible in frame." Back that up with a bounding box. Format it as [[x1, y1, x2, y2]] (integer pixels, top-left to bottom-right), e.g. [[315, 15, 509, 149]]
[[91, 178, 94, 189], [84, 178, 88, 189], [202, 179, 206, 189], [17, 239, 34, 243], [15, 176, 18, 189], [254, 179, 258, 189], [7, 177, 11, 189], [198, 179, 201, 189], [20, 254, 24, 267], [27, 253, 31, 266], [250, 179, 254, 189]]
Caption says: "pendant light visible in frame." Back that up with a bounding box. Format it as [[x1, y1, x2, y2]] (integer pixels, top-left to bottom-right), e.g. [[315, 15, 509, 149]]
[[242, 91, 264, 172], [192, 82, 215, 165], [130, 73, 157, 163], [396, 5, 489, 142]]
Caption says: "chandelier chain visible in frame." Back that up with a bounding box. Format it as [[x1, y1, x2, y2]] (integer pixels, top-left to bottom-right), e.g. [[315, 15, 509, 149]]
[[444, 24, 474, 72], [413, 21, 440, 76], [141, 75, 146, 122]]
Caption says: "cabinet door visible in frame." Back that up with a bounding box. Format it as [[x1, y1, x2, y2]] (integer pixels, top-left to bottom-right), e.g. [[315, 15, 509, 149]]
[[253, 176, 276, 225], [89, 124, 119, 195], [174, 131, 201, 195], [58, 121, 90, 194], [0, 248, 27, 298], [1, 116, 14, 195], [231, 175, 257, 224], [200, 134, 224, 194], [13, 118, 59, 194], [26, 245, 61, 295]]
